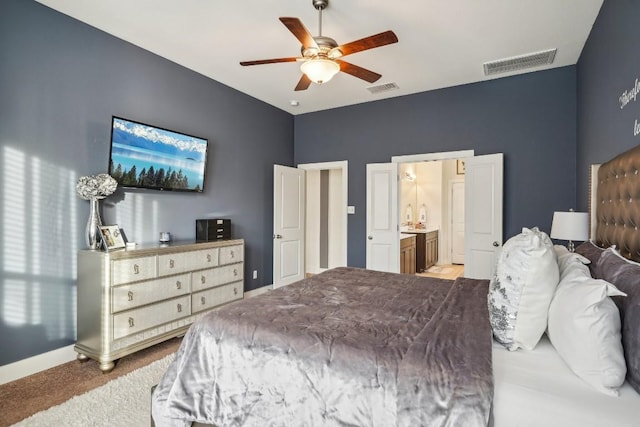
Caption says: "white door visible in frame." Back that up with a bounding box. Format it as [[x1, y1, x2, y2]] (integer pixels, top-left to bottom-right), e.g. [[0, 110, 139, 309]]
[[451, 180, 465, 264], [273, 165, 305, 288], [366, 163, 399, 272], [464, 153, 503, 279]]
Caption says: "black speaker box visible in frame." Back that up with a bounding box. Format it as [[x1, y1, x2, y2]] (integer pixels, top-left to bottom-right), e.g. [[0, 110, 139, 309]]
[[196, 219, 231, 242]]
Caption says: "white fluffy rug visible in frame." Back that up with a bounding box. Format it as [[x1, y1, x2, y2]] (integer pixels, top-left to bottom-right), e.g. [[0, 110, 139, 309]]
[[14, 354, 174, 427]]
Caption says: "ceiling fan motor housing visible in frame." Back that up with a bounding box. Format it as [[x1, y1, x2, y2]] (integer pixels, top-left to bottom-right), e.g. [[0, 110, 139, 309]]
[[301, 36, 342, 59]]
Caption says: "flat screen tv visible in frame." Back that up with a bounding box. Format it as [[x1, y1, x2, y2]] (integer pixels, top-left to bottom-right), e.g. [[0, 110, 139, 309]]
[[108, 116, 208, 192]]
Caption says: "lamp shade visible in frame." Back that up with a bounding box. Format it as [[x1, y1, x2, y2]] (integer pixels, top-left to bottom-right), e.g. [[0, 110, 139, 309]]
[[550, 211, 589, 241], [300, 59, 340, 84]]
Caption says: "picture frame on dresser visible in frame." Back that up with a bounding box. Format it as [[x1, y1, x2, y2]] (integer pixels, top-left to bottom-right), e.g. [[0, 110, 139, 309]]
[[99, 224, 126, 251]]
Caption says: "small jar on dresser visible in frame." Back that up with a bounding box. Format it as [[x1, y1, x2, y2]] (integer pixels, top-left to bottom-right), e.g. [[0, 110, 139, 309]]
[[75, 239, 244, 372]]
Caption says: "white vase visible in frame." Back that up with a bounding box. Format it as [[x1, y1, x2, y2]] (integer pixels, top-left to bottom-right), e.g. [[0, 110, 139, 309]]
[[86, 198, 103, 249]]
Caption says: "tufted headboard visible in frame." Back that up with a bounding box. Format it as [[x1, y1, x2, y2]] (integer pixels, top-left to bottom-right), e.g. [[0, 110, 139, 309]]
[[595, 143, 640, 262]]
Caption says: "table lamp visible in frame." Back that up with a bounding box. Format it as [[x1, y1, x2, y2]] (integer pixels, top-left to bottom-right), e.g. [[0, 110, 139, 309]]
[[550, 209, 589, 252]]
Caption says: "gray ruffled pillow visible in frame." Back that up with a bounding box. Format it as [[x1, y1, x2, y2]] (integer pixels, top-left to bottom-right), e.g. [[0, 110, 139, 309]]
[[575, 240, 606, 278], [596, 248, 640, 394]]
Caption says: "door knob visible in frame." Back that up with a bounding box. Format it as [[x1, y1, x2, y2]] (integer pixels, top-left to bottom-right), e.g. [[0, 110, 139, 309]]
[[367, 235, 373, 240], [273, 234, 282, 239], [493, 241, 500, 247]]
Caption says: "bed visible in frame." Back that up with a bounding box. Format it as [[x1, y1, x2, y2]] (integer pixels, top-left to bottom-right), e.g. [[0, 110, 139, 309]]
[[152, 144, 640, 427], [492, 336, 640, 426], [152, 268, 493, 427]]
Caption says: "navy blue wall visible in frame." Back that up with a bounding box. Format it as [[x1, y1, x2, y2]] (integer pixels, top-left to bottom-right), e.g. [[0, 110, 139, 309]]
[[0, 0, 293, 365], [295, 68, 578, 268], [4, 0, 613, 368], [577, 0, 640, 209]]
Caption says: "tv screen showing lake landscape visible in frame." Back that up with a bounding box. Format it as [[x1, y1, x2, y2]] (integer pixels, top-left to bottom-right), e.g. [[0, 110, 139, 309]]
[[108, 116, 208, 192]]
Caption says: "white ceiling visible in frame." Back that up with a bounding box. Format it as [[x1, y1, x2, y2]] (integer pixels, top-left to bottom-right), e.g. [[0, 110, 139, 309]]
[[35, 0, 603, 115]]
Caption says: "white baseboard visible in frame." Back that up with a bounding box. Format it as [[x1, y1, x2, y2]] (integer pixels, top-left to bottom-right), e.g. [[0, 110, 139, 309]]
[[0, 285, 275, 385], [244, 284, 273, 299], [0, 344, 77, 385]]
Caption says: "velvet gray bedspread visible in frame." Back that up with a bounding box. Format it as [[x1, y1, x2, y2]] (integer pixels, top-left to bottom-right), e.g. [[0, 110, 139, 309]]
[[152, 267, 493, 427]]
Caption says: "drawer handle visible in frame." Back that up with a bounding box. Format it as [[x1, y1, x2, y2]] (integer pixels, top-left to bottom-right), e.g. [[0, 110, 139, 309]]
[[128, 317, 134, 327], [133, 264, 139, 274], [206, 254, 212, 263], [217, 228, 224, 232], [201, 296, 206, 305], [176, 280, 182, 290], [233, 287, 238, 295], [177, 303, 182, 313], [233, 268, 238, 277], [201, 275, 206, 284], [127, 291, 134, 301], [169, 259, 175, 268]]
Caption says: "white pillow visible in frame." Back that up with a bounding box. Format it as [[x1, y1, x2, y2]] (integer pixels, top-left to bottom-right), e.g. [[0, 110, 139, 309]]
[[488, 227, 559, 351], [548, 247, 627, 396], [554, 245, 590, 280]]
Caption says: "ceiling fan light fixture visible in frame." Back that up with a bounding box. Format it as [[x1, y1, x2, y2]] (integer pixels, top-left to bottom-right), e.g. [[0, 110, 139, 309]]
[[300, 58, 340, 84]]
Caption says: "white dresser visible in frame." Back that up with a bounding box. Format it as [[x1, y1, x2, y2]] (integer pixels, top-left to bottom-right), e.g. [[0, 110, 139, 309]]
[[75, 239, 244, 372]]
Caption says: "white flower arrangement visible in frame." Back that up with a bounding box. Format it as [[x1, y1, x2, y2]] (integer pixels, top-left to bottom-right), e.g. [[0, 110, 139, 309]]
[[76, 173, 118, 200]]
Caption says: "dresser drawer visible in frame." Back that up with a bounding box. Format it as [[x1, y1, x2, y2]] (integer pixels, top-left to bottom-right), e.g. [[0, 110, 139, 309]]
[[111, 273, 190, 313], [112, 256, 157, 285], [192, 281, 243, 314], [192, 264, 244, 292], [158, 252, 189, 276], [112, 295, 191, 340], [158, 248, 220, 276], [219, 244, 243, 265], [191, 248, 220, 269]]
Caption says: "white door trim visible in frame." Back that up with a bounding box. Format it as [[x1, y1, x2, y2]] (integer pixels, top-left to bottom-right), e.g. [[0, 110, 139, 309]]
[[391, 150, 475, 163], [449, 178, 465, 265], [391, 150, 474, 266], [298, 160, 348, 267]]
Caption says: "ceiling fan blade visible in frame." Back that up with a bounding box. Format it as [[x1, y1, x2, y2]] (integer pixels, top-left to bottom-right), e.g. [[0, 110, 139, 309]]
[[240, 57, 300, 66], [279, 17, 318, 49], [335, 31, 398, 57], [336, 60, 382, 83], [295, 74, 312, 91]]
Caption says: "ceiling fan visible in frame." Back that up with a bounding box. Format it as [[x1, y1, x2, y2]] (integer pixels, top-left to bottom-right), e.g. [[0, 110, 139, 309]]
[[240, 0, 398, 91]]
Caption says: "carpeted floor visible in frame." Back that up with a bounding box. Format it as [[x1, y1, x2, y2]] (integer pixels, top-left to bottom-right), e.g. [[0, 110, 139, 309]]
[[0, 337, 182, 426]]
